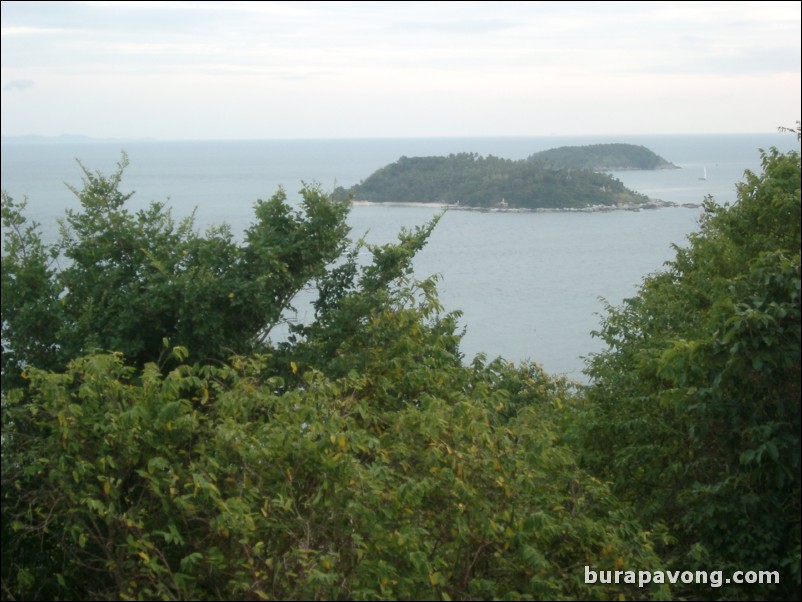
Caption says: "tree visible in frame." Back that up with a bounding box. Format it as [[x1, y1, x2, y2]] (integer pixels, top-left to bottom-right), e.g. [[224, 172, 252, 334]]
[[332, 152, 648, 209], [2, 153, 667, 600], [1, 349, 666, 600], [1, 153, 350, 388], [576, 139, 801, 599]]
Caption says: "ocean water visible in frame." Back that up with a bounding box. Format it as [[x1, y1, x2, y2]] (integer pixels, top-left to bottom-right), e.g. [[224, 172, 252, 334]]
[[1, 133, 796, 380]]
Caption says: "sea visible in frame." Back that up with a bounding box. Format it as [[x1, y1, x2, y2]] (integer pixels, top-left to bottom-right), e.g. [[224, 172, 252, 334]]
[[1, 133, 797, 382]]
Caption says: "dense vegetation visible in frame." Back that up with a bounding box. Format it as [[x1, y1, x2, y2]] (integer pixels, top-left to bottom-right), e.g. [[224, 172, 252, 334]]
[[575, 137, 801, 600], [2, 128, 800, 601], [1, 158, 662, 601], [333, 152, 649, 208], [0, 154, 350, 385], [528, 143, 678, 171]]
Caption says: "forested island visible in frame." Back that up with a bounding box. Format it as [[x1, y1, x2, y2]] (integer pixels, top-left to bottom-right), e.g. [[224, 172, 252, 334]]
[[528, 142, 678, 171], [333, 144, 677, 210]]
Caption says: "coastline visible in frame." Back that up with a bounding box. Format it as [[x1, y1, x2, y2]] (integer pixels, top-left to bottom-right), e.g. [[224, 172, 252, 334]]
[[349, 199, 701, 213]]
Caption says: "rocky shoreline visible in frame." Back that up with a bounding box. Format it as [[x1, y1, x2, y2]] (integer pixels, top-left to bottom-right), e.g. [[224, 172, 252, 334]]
[[350, 199, 701, 213]]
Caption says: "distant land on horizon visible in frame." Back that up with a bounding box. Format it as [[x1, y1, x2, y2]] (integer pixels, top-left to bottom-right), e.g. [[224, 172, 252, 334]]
[[1, 134, 158, 144], [0, 131, 784, 145], [333, 144, 679, 210]]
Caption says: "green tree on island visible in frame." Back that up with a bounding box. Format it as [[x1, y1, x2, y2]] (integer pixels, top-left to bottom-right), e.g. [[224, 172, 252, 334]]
[[333, 152, 650, 209]]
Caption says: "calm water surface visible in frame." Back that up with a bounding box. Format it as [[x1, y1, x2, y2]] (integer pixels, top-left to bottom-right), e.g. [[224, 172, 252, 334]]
[[2, 134, 795, 380]]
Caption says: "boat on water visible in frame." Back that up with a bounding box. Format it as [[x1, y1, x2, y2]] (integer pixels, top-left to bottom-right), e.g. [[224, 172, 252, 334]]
[[698, 167, 707, 180]]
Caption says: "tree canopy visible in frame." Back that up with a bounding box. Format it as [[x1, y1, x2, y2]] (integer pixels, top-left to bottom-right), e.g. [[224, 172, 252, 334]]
[[2, 133, 800, 600], [1, 153, 350, 387], [528, 143, 678, 171], [1, 155, 663, 600], [333, 152, 650, 209], [576, 140, 801, 599]]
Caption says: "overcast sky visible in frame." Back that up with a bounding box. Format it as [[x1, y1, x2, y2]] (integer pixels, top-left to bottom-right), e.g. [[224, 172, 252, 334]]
[[1, 1, 799, 139]]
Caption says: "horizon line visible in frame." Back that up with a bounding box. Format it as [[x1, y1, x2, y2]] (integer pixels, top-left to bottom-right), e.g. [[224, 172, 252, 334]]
[[1, 130, 792, 144]]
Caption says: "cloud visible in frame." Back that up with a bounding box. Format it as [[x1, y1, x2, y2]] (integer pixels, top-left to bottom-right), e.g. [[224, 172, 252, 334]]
[[3, 79, 35, 92], [1, 1, 798, 138], [1, 26, 69, 36], [391, 18, 518, 35], [78, 1, 316, 17]]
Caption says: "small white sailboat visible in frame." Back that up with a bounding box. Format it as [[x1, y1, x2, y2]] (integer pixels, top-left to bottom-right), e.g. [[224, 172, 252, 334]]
[[698, 167, 707, 180]]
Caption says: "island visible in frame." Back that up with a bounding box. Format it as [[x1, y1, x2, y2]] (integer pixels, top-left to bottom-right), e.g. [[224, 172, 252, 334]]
[[528, 143, 679, 171], [333, 144, 680, 211]]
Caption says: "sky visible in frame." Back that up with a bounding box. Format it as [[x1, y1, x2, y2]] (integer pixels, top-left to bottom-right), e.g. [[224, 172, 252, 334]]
[[1, 1, 800, 140]]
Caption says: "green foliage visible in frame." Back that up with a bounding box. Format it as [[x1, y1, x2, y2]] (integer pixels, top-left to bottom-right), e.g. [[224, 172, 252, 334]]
[[1, 350, 665, 601], [333, 152, 649, 209], [529, 143, 677, 171], [2, 152, 667, 600], [283, 216, 463, 379], [1, 153, 350, 385], [1, 193, 63, 387], [577, 144, 801, 600]]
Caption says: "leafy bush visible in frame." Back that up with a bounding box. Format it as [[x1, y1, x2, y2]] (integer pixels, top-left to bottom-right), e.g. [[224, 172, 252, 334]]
[[2, 153, 350, 387], [577, 141, 801, 600], [2, 157, 663, 600]]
